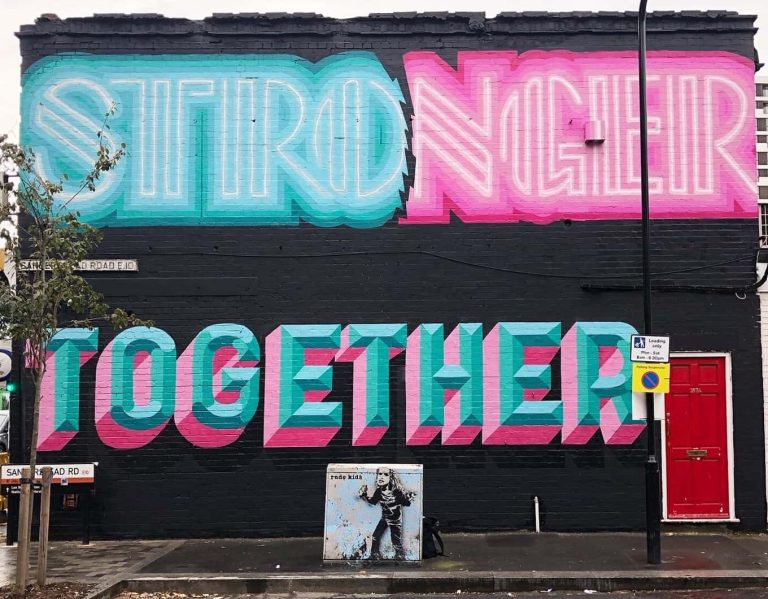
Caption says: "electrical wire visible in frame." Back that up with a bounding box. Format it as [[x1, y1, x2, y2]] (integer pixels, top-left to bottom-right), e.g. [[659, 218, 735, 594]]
[[93, 249, 756, 281]]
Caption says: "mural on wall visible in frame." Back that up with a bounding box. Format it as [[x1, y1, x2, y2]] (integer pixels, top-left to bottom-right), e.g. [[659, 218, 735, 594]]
[[22, 47, 753, 453], [37, 321, 646, 450], [403, 50, 756, 223], [21, 50, 755, 227], [323, 463, 423, 562], [21, 52, 408, 227]]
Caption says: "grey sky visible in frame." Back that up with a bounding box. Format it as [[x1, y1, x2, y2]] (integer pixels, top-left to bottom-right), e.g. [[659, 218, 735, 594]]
[[1, 0, 766, 141]]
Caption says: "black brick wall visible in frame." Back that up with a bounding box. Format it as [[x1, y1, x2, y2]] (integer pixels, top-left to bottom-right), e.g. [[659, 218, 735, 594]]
[[11, 12, 765, 538]]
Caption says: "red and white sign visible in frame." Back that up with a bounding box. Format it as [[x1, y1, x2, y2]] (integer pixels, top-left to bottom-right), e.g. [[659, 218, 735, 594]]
[[0, 463, 95, 485]]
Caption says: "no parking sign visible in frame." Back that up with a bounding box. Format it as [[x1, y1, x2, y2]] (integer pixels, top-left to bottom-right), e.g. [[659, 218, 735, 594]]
[[632, 362, 671, 393]]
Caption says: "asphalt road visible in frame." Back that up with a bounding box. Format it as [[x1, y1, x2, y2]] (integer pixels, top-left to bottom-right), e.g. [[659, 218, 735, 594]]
[[115, 591, 768, 599], [368, 593, 768, 598]]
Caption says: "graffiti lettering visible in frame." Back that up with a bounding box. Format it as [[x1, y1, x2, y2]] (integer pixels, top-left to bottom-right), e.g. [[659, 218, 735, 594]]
[[22, 52, 407, 227], [176, 324, 260, 448], [403, 50, 755, 223], [38, 321, 644, 450], [37, 329, 98, 451], [21, 50, 754, 227]]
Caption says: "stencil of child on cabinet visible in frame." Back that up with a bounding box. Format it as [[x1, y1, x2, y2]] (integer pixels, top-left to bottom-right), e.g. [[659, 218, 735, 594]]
[[357, 466, 416, 560]]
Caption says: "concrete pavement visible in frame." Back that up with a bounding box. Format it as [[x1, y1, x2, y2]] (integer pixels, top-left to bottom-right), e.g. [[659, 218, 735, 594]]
[[1, 531, 768, 596]]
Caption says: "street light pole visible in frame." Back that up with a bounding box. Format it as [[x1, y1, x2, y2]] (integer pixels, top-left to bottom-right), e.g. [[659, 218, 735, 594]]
[[638, 0, 662, 565]]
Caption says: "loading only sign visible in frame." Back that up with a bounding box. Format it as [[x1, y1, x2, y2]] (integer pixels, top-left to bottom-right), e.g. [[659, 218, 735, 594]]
[[630, 334, 671, 363], [632, 362, 671, 394]]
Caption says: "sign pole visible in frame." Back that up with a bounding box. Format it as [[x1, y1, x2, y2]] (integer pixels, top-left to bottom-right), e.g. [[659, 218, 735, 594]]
[[638, 0, 662, 565]]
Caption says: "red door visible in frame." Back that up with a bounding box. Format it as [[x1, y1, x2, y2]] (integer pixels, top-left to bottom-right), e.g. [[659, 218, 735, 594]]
[[665, 357, 730, 519]]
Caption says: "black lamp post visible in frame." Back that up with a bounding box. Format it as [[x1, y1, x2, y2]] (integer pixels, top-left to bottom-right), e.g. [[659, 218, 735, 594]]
[[638, 0, 662, 565]]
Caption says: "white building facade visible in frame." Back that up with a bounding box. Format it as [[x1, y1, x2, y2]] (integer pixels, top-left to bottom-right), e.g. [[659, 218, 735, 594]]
[[756, 75, 768, 525]]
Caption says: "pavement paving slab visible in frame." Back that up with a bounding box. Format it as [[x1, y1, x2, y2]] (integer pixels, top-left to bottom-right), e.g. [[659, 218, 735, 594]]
[[137, 533, 768, 574], [1, 530, 767, 596], [0, 539, 173, 587]]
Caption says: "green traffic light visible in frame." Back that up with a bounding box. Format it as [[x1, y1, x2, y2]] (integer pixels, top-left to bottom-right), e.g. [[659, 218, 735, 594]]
[[5, 382, 16, 393]]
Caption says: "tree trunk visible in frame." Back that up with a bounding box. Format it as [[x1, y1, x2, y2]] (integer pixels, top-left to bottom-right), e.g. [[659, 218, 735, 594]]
[[14, 467, 31, 597], [16, 232, 49, 591], [14, 355, 44, 594]]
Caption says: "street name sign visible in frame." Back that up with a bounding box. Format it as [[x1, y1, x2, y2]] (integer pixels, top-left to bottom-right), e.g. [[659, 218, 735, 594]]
[[0, 463, 96, 485], [19, 259, 138, 272]]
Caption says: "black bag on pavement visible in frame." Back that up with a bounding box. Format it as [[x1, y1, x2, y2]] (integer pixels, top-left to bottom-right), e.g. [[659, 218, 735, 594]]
[[422, 516, 444, 558]]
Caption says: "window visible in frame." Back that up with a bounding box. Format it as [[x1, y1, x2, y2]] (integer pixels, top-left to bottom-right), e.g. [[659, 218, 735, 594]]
[[760, 203, 768, 240], [759, 119, 768, 131], [761, 187, 768, 200], [760, 154, 768, 166]]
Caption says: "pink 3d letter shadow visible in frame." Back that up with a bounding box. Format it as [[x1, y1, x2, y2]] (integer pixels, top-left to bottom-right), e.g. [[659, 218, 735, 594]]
[[336, 324, 407, 446], [95, 327, 176, 449], [403, 50, 756, 225], [560, 322, 645, 444], [482, 322, 562, 445], [263, 324, 342, 447], [405, 323, 484, 445], [37, 328, 99, 450], [175, 324, 260, 448]]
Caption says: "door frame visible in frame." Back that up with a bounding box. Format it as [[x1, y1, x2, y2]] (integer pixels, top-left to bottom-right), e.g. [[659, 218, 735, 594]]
[[660, 352, 738, 522]]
